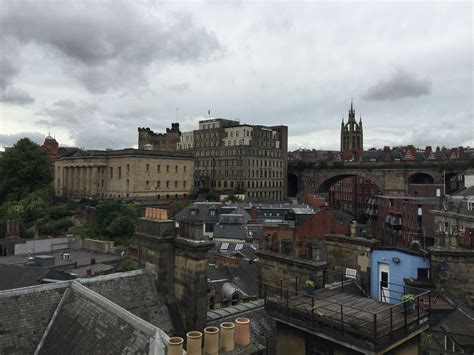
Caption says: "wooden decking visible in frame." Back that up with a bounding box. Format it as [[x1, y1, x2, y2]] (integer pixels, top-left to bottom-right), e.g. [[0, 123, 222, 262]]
[[265, 286, 428, 342]]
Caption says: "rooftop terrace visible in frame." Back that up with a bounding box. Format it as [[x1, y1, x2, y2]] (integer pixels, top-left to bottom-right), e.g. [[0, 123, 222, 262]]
[[263, 270, 431, 353]]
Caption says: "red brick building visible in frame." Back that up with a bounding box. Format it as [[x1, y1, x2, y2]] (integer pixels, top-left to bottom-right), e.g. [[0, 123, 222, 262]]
[[41, 134, 59, 159], [367, 195, 438, 248], [261, 207, 351, 257], [329, 176, 381, 219]]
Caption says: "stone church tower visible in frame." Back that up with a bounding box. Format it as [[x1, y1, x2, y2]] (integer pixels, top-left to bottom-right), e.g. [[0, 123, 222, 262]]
[[340, 100, 363, 155]]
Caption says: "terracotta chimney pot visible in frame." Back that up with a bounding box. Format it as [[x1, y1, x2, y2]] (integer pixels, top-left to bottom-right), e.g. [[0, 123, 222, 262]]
[[186, 331, 202, 355], [220, 322, 235, 352], [235, 317, 250, 346], [204, 326, 219, 355], [168, 337, 184, 355]]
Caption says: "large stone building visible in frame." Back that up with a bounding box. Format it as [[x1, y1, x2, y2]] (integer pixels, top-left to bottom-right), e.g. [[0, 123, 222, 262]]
[[189, 118, 288, 200], [140, 118, 288, 201], [138, 123, 181, 151], [340, 100, 363, 158], [54, 148, 194, 200]]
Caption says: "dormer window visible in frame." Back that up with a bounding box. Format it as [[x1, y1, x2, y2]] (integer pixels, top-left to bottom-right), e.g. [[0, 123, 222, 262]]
[[190, 208, 199, 216]]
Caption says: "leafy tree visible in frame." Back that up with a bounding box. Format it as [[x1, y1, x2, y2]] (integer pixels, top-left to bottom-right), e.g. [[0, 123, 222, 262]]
[[106, 215, 135, 238], [0, 138, 53, 203]]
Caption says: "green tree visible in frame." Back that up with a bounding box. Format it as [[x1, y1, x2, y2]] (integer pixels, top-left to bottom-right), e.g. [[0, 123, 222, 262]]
[[116, 253, 138, 272], [0, 138, 52, 203], [106, 215, 135, 238]]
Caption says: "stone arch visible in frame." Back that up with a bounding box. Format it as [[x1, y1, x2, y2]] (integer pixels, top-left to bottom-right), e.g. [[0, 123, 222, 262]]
[[408, 172, 435, 184], [288, 172, 299, 197], [316, 173, 383, 194]]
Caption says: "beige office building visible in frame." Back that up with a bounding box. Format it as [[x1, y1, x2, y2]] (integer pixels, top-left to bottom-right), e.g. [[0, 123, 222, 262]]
[[54, 149, 194, 200], [191, 119, 288, 201]]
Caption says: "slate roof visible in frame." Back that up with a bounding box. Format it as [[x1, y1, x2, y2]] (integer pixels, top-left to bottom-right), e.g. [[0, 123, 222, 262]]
[[0, 264, 50, 291], [0, 269, 172, 354], [207, 300, 276, 352], [207, 262, 258, 297]]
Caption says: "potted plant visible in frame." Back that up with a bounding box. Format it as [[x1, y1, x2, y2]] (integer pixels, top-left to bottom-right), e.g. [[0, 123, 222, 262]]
[[401, 293, 416, 312], [305, 280, 315, 295]]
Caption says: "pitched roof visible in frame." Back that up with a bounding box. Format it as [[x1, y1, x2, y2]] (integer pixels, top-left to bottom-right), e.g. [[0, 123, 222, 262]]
[[0, 269, 173, 354]]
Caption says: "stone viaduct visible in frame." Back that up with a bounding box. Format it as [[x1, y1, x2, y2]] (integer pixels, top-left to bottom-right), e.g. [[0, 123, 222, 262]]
[[288, 160, 473, 197]]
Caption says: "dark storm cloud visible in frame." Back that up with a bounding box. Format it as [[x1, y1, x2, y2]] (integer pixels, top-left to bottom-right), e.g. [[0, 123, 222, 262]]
[[0, 1, 222, 93], [0, 132, 45, 148], [364, 68, 432, 101]]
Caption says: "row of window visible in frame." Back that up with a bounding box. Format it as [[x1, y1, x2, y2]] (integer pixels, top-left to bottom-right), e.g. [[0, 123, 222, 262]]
[[196, 138, 276, 149], [195, 148, 283, 158], [145, 180, 187, 189], [196, 158, 283, 168], [146, 164, 187, 173], [102, 164, 189, 179], [195, 168, 283, 179]]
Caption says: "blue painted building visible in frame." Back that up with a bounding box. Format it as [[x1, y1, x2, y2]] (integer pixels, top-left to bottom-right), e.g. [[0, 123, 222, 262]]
[[370, 247, 430, 304]]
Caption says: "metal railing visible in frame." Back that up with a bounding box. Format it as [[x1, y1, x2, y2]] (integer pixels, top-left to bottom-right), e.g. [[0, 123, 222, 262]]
[[263, 272, 431, 346]]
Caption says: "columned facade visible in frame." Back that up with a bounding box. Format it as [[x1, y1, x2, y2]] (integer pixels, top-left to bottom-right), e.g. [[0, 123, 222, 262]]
[[54, 149, 194, 200]]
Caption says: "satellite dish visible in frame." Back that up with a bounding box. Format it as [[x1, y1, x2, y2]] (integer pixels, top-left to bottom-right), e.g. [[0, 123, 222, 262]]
[[438, 261, 449, 280]]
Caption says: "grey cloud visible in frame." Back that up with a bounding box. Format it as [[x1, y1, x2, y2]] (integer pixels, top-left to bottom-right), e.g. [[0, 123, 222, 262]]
[[0, 86, 35, 105], [0, 52, 34, 105], [364, 68, 431, 101], [35, 99, 137, 149], [0, 132, 45, 148], [1, 1, 222, 93], [0, 57, 19, 90]]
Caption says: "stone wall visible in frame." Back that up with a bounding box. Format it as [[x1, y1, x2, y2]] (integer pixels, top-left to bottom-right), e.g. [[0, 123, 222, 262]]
[[325, 234, 379, 292], [15, 236, 74, 255], [138, 123, 181, 151], [135, 218, 176, 298], [174, 237, 214, 331], [430, 249, 474, 308], [257, 249, 327, 297]]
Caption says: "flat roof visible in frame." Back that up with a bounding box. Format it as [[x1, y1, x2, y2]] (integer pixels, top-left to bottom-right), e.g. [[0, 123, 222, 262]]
[[0, 249, 120, 267]]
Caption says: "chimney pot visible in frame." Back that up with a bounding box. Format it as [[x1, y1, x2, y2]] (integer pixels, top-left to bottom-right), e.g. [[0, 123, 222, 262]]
[[91, 258, 96, 265], [220, 322, 235, 352], [86, 269, 92, 277], [168, 337, 184, 355], [235, 317, 250, 347], [204, 326, 219, 355], [186, 331, 203, 355]]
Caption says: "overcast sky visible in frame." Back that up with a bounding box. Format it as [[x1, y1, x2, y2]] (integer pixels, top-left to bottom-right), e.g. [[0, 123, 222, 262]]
[[0, 0, 472, 151]]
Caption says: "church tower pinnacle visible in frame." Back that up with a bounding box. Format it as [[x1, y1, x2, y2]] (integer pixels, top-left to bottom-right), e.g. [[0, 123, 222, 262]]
[[340, 100, 364, 157]]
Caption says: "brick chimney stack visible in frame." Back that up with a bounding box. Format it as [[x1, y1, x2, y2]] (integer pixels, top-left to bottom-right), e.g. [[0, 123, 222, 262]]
[[383, 146, 391, 162]]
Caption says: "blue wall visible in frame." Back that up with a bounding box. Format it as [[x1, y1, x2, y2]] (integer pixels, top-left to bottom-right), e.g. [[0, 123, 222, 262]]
[[370, 249, 430, 304]]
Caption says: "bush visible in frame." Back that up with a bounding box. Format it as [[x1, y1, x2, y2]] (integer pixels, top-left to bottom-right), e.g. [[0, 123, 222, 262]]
[[39, 222, 56, 236], [49, 205, 72, 220], [106, 215, 135, 238], [116, 253, 138, 272], [56, 219, 73, 231]]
